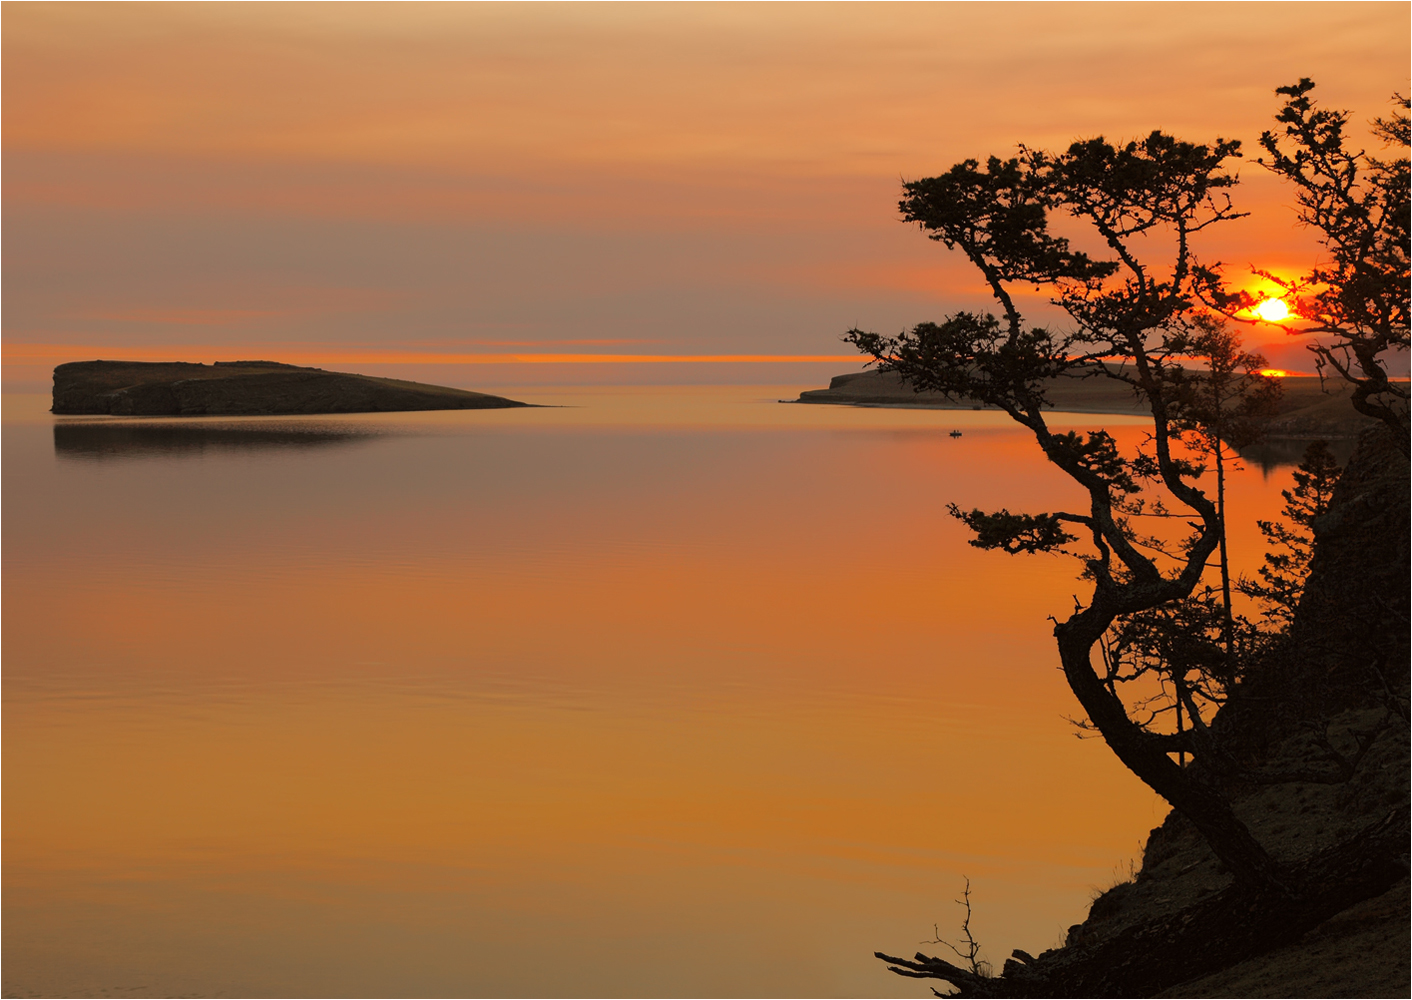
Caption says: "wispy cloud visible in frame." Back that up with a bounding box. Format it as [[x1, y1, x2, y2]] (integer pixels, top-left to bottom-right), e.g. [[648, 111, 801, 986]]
[[81, 308, 289, 326]]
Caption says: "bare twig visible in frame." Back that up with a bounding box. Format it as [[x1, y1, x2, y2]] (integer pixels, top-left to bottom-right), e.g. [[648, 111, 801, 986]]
[[920, 877, 993, 980]]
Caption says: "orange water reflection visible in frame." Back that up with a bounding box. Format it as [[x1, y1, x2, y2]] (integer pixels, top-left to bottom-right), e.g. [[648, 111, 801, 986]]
[[4, 388, 1293, 996]]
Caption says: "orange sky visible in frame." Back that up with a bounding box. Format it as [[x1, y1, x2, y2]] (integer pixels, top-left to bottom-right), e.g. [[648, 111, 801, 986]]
[[4, 2, 1409, 387]]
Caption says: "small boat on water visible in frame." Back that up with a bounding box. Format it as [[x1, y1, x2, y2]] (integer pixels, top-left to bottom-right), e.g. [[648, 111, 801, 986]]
[[949, 429, 963, 438]]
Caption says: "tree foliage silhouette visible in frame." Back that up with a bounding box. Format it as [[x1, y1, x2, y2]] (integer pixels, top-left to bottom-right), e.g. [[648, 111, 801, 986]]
[[1223, 79, 1410, 454], [846, 131, 1294, 890], [866, 95, 1408, 1000], [1163, 314, 1283, 665], [1238, 440, 1343, 627]]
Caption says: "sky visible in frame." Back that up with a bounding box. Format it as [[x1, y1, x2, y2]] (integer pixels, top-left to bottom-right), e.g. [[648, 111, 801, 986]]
[[4, 2, 1409, 390]]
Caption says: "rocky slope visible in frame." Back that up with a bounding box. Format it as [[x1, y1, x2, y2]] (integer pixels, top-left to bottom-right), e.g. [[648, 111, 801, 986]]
[[52, 360, 530, 415], [877, 425, 1410, 997]]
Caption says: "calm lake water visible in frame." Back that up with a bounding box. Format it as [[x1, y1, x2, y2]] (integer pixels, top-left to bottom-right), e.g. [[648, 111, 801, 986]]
[[3, 386, 1294, 997]]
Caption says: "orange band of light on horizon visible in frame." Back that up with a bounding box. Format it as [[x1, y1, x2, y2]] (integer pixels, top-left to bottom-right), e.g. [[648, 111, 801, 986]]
[[2, 345, 862, 366]]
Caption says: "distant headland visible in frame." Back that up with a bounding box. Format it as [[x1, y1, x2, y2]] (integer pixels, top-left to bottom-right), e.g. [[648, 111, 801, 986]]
[[52, 360, 531, 416], [797, 368, 1390, 439]]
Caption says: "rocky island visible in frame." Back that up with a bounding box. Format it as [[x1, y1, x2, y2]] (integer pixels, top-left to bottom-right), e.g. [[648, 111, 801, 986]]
[[52, 360, 530, 416]]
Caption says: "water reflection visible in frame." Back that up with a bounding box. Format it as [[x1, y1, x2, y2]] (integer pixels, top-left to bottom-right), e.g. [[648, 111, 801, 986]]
[[53, 420, 381, 459], [1237, 436, 1357, 476], [6, 388, 1301, 997]]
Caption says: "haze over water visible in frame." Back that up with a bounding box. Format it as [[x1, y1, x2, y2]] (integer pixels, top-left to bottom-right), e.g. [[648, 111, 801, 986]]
[[4, 4, 1406, 995], [4, 387, 1297, 997]]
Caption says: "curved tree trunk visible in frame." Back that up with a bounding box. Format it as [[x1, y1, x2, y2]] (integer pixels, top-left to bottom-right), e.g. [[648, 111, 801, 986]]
[[1347, 375, 1410, 459], [1054, 611, 1288, 893]]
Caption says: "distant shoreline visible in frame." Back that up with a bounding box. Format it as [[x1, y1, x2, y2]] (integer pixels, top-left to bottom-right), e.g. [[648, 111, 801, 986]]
[[795, 369, 1391, 439]]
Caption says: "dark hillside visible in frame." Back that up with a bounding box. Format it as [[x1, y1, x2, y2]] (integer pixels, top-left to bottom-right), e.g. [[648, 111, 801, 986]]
[[878, 425, 1411, 998], [1221, 425, 1410, 752]]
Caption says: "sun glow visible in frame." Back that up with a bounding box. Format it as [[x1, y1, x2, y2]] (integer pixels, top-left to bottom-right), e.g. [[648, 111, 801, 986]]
[[1258, 368, 1290, 378], [1253, 297, 1291, 322]]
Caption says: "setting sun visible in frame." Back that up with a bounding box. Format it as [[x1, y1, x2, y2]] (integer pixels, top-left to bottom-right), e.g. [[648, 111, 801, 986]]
[[1253, 297, 1291, 322], [4, 4, 1408, 999]]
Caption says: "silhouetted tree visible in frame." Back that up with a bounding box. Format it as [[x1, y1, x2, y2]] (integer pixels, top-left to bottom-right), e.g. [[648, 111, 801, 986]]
[[1164, 314, 1283, 664], [1072, 319, 1282, 762], [1223, 80, 1410, 454], [846, 131, 1295, 891], [1096, 585, 1243, 770], [864, 127, 1410, 1000], [1238, 440, 1343, 627]]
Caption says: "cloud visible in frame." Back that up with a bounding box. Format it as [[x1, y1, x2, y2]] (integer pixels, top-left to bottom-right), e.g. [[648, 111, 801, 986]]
[[80, 308, 289, 326], [3, 4, 1405, 372], [2, 344, 859, 366]]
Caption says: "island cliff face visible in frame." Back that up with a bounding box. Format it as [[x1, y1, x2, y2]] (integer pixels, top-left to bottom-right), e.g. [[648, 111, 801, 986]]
[[52, 360, 530, 415]]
